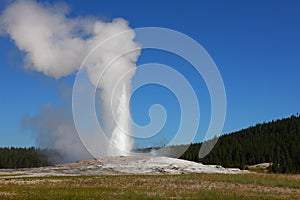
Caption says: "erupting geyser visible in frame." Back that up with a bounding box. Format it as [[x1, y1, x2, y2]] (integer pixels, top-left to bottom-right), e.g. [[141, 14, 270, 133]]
[[109, 85, 133, 155], [1, 0, 140, 160]]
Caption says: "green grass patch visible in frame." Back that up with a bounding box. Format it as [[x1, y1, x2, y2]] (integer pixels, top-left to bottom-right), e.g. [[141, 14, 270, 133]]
[[0, 173, 299, 199], [0, 173, 26, 177]]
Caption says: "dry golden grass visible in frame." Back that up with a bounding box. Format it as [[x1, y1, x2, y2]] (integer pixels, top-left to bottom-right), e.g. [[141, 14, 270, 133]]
[[0, 173, 299, 199]]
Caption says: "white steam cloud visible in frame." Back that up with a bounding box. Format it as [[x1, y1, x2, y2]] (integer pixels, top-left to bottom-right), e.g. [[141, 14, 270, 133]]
[[1, 0, 140, 161], [22, 104, 93, 163]]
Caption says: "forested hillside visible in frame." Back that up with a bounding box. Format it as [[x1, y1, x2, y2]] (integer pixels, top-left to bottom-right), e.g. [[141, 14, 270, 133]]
[[0, 147, 52, 168], [180, 115, 300, 173]]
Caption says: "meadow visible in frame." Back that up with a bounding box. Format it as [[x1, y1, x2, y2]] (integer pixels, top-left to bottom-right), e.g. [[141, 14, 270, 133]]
[[0, 173, 299, 199]]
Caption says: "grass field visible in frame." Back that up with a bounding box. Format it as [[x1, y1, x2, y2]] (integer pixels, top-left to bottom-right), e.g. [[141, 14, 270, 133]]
[[0, 173, 299, 199]]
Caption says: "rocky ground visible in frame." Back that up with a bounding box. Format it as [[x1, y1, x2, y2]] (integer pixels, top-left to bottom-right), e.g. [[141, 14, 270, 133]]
[[0, 156, 249, 178]]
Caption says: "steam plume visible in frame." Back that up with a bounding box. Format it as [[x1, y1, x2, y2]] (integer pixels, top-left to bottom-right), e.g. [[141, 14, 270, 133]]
[[22, 103, 92, 163], [1, 0, 140, 160]]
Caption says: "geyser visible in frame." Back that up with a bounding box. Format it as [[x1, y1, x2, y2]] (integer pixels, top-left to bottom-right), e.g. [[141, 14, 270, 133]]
[[1, 0, 140, 161]]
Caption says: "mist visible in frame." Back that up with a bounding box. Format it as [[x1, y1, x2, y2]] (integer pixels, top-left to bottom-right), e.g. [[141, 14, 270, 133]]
[[22, 104, 92, 163]]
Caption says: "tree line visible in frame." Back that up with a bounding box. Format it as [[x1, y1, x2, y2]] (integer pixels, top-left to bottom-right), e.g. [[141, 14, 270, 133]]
[[179, 114, 300, 173], [1, 115, 299, 173], [0, 147, 52, 169]]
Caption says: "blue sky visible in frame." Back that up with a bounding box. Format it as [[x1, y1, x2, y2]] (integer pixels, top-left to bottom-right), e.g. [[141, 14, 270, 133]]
[[1, 0, 300, 147]]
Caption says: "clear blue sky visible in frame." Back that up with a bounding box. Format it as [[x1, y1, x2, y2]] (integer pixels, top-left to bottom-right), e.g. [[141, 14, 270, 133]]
[[1, 0, 300, 147]]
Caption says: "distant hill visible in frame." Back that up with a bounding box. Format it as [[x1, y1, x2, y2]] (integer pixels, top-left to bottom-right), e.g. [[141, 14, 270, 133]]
[[179, 115, 300, 173]]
